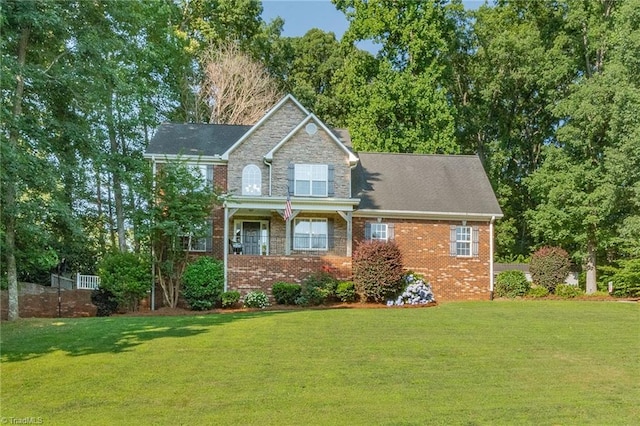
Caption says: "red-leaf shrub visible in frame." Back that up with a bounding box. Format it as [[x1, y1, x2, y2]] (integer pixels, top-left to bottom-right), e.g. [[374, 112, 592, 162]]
[[353, 240, 404, 303], [529, 246, 571, 293]]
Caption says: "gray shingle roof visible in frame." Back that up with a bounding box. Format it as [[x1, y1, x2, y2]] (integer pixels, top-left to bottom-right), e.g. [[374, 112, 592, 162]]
[[352, 153, 502, 217], [146, 123, 251, 157]]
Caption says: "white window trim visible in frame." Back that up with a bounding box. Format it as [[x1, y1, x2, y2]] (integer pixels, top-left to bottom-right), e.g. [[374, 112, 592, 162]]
[[294, 164, 328, 197], [293, 218, 328, 251], [456, 226, 472, 257], [370, 223, 388, 241], [242, 164, 261, 196]]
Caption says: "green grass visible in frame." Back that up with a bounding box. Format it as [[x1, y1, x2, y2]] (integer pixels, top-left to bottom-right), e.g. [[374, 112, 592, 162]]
[[1, 301, 638, 425]]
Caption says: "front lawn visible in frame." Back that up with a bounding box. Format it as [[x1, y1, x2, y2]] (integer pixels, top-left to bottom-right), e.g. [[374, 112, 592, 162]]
[[1, 301, 638, 425]]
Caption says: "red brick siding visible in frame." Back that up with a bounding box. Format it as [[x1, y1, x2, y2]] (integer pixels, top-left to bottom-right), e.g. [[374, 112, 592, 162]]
[[1, 288, 97, 319], [353, 217, 492, 301], [227, 255, 352, 298]]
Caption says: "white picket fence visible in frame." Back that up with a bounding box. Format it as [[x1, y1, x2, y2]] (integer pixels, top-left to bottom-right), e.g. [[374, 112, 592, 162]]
[[76, 274, 100, 290], [51, 273, 100, 290]]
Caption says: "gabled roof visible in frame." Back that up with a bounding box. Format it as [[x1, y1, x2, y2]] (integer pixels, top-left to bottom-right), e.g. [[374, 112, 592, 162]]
[[264, 114, 359, 165], [145, 123, 251, 158], [352, 153, 503, 218], [221, 94, 310, 160]]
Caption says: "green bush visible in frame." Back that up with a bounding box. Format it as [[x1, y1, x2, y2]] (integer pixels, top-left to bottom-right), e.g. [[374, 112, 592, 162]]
[[529, 246, 571, 293], [527, 286, 550, 298], [353, 240, 404, 303], [244, 291, 269, 309], [335, 281, 357, 303], [555, 284, 583, 298], [182, 257, 224, 310], [90, 287, 119, 316], [495, 270, 530, 298], [221, 291, 241, 308], [299, 272, 338, 306], [271, 282, 302, 305], [98, 252, 151, 311], [606, 259, 640, 297]]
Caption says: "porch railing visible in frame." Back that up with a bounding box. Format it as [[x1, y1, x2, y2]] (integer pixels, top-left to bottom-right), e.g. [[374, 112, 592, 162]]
[[230, 236, 349, 257], [76, 274, 100, 290]]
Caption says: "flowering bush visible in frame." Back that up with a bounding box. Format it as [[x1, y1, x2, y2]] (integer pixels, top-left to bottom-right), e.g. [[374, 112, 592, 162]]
[[243, 291, 269, 309], [387, 274, 436, 306]]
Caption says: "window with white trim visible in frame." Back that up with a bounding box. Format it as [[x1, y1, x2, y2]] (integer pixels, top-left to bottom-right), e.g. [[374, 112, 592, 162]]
[[294, 164, 328, 197], [242, 164, 261, 195], [450, 225, 479, 257], [293, 218, 327, 250], [370, 223, 388, 241], [186, 164, 212, 190], [180, 219, 212, 252], [364, 222, 394, 241]]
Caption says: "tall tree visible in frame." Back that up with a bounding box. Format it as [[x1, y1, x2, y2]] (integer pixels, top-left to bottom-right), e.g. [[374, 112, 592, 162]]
[[526, 0, 639, 293], [198, 42, 282, 125], [333, 0, 461, 153]]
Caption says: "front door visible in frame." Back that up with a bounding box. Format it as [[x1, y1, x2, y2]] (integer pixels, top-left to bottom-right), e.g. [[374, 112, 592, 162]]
[[242, 222, 261, 255]]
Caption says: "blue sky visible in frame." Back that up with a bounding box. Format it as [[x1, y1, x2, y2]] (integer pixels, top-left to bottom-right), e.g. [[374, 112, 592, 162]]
[[261, 0, 485, 40]]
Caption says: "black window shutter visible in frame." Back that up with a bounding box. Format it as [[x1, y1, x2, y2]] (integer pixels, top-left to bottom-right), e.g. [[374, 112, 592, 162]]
[[287, 163, 294, 195], [364, 222, 372, 240], [328, 164, 335, 197], [472, 226, 479, 257], [450, 225, 457, 256]]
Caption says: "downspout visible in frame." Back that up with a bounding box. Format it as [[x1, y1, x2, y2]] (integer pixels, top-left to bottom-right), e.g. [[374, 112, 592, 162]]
[[223, 205, 229, 292], [263, 158, 272, 196], [489, 215, 496, 300]]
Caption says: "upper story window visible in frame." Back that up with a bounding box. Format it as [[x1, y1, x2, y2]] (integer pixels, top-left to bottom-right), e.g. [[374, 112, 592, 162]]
[[242, 164, 261, 196], [294, 164, 328, 196], [450, 225, 479, 257], [187, 164, 213, 190]]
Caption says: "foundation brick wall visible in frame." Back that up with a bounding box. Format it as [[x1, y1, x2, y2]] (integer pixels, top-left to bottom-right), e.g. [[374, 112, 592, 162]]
[[227, 255, 352, 298], [1, 284, 97, 319], [353, 217, 492, 301]]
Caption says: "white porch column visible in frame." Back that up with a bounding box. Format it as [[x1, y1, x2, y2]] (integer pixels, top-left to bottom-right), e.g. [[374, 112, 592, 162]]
[[337, 211, 353, 257]]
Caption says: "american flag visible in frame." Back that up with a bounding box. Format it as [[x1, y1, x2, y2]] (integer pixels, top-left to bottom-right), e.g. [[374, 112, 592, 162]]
[[284, 193, 292, 221]]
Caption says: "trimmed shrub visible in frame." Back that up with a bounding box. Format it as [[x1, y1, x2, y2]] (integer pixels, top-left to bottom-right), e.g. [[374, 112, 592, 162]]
[[221, 291, 241, 308], [353, 240, 404, 303], [495, 270, 530, 298], [335, 281, 357, 303], [529, 246, 571, 293], [98, 252, 151, 311], [527, 285, 550, 298], [272, 282, 302, 305], [555, 284, 583, 298], [91, 287, 119, 316], [244, 291, 269, 309], [299, 272, 338, 306], [182, 257, 224, 310]]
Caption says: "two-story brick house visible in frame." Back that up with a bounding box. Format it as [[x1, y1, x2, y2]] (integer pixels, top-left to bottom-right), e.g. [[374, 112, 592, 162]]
[[145, 94, 503, 301]]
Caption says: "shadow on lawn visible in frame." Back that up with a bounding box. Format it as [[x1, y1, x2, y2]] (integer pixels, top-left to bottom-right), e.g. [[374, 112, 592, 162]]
[[1, 310, 291, 363]]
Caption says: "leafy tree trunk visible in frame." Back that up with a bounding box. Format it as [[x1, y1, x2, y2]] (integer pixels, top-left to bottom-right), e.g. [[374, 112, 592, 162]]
[[106, 90, 127, 251], [4, 26, 30, 321], [585, 237, 598, 294]]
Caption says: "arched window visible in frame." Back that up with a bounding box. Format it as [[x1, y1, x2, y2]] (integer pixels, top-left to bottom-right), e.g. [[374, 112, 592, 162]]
[[242, 164, 261, 195]]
